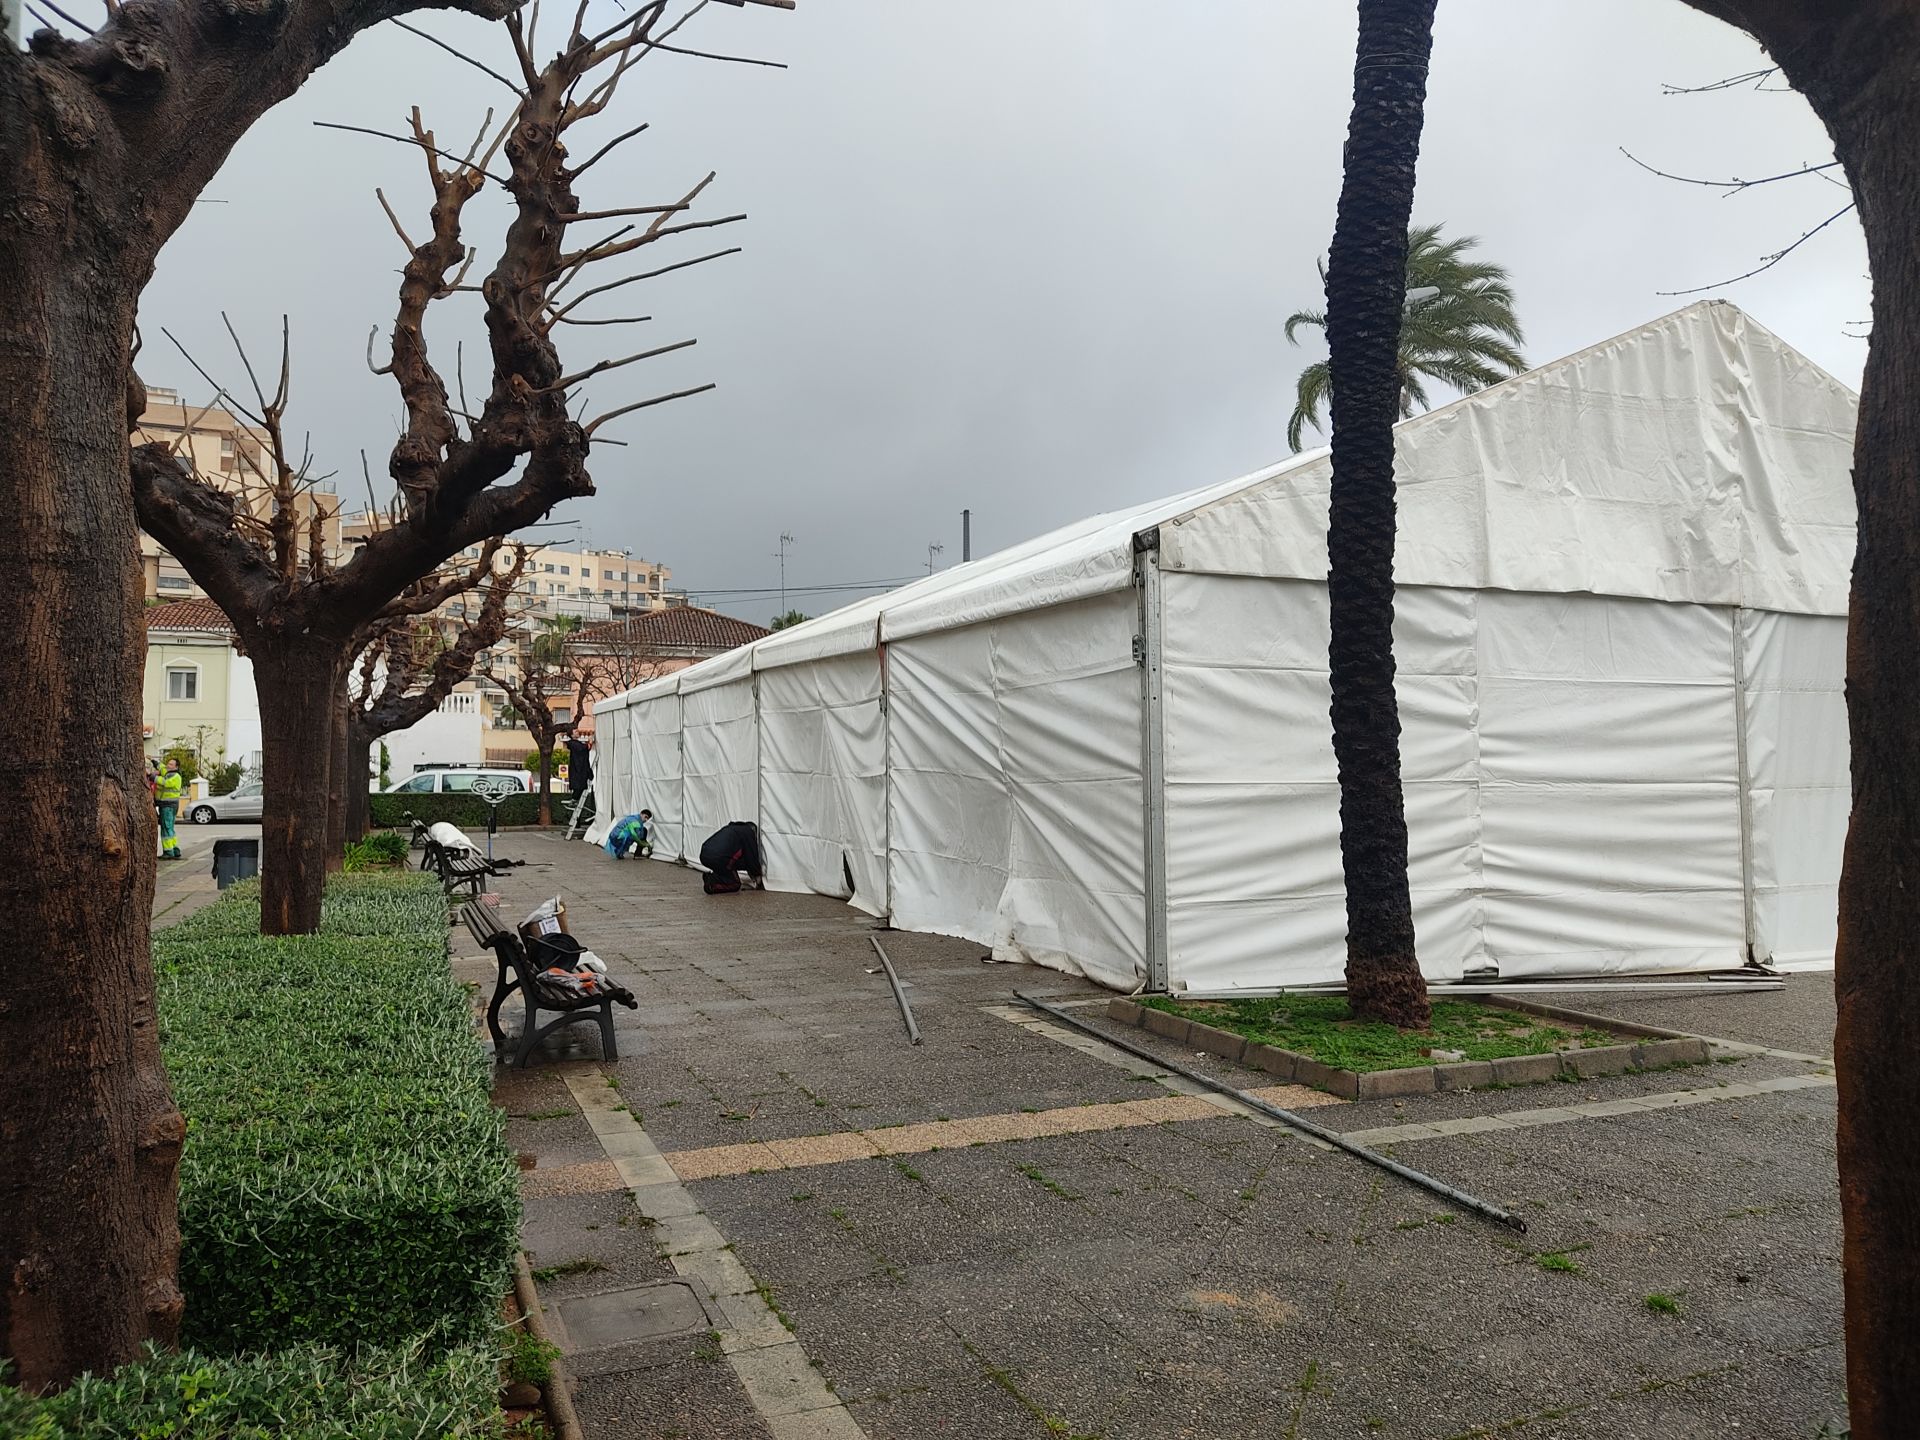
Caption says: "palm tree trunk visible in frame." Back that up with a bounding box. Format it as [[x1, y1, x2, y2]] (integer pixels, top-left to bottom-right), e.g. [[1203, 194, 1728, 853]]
[[1323, 0, 1436, 1029]]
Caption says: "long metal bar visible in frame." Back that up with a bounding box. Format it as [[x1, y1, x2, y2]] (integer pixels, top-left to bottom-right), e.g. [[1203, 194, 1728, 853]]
[[1015, 990, 1527, 1232], [871, 936, 921, 1045]]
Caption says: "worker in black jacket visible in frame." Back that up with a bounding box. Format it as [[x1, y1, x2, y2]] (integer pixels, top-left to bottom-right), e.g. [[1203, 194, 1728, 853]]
[[699, 820, 764, 894]]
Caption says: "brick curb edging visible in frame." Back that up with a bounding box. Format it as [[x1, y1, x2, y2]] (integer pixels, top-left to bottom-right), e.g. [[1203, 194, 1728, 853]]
[[1105, 999, 1710, 1100]]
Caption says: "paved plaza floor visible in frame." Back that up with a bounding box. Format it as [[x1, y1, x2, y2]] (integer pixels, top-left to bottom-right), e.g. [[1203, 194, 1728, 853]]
[[474, 832, 1843, 1440]]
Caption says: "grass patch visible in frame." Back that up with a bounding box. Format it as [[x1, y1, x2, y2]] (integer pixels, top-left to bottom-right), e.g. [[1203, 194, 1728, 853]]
[[1143, 994, 1616, 1073], [1016, 1164, 1080, 1201], [507, 1328, 562, 1387], [515, 1107, 575, 1122], [1645, 1292, 1682, 1315], [531, 1258, 607, 1283], [1534, 1249, 1586, 1275]]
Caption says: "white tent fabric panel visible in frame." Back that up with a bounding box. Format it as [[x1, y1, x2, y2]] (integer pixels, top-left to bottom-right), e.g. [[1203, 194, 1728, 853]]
[[583, 696, 629, 846], [630, 690, 685, 862], [1159, 302, 1856, 618], [1475, 592, 1746, 976], [886, 593, 1145, 988], [1740, 609, 1849, 968], [757, 652, 887, 913], [1160, 575, 1484, 992], [681, 676, 758, 864]]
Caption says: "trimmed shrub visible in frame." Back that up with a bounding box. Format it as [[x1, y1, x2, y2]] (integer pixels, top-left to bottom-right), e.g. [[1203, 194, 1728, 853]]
[[154, 872, 448, 945], [343, 831, 411, 871], [368, 791, 543, 829], [154, 874, 518, 1355], [0, 1340, 500, 1438]]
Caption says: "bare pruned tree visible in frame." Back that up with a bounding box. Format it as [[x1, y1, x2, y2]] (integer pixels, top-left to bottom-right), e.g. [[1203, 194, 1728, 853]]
[[133, 2, 767, 936], [342, 540, 530, 843], [482, 630, 600, 825], [0, 0, 784, 1394]]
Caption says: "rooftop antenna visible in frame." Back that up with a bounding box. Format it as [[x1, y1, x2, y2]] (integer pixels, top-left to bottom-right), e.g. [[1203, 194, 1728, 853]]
[[774, 530, 795, 615], [927, 542, 944, 575]]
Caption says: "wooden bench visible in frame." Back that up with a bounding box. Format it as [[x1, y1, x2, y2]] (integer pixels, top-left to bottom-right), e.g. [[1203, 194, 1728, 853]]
[[462, 898, 619, 1068], [416, 828, 495, 898]]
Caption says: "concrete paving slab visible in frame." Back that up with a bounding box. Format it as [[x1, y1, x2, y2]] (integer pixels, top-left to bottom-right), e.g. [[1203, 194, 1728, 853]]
[[558, 1278, 711, 1350]]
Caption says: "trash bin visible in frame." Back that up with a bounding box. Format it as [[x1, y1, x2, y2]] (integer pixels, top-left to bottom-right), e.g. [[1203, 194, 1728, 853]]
[[211, 838, 260, 890]]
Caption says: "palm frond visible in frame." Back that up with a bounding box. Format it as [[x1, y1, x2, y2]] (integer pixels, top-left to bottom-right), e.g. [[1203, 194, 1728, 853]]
[[1287, 360, 1331, 452], [1283, 309, 1327, 346]]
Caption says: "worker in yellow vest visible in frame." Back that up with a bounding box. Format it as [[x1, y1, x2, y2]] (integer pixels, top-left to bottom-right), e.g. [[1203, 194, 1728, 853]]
[[156, 758, 184, 861]]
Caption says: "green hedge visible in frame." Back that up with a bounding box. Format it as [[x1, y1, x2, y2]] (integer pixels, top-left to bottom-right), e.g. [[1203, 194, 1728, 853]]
[[154, 873, 518, 1356], [156, 872, 449, 944], [368, 791, 547, 829], [0, 1341, 499, 1439]]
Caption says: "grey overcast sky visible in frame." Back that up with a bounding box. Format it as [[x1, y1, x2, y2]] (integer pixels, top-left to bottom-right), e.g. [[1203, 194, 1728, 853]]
[[139, 0, 1868, 624]]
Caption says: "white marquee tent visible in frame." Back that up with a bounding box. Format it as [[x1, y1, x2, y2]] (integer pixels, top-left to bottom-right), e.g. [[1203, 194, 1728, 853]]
[[588, 302, 1858, 994]]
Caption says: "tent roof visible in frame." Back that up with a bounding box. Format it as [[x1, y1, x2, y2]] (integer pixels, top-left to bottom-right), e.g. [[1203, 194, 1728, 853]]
[[601, 301, 1856, 707]]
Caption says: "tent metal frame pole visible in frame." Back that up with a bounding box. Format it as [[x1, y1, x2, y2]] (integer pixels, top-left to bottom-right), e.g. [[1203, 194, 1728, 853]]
[[1134, 534, 1170, 993], [879, 639, 895, 922], [1730, 608, 1760, 965]]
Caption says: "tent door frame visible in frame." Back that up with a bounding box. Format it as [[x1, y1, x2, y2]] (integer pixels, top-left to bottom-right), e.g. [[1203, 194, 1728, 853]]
[[1134, 532, 1170, 993]]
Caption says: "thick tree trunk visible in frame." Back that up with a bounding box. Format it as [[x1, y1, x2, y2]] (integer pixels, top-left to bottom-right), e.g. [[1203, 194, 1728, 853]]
[[538, 746, 555, 826], [1323, 0, 1435, 1030], [345, 725, 374, 844], [325, 699, 348, 870], [253, 645, 344, 935], [1755, 17, 1920, 1436], [0, 250, 184, 1381]]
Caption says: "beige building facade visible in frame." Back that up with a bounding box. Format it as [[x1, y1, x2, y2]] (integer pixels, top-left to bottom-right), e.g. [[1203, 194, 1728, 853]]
[[134, 388, 342, 603]]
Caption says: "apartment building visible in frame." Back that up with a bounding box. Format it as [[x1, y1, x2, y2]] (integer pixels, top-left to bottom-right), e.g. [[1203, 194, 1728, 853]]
[[134, 388, 342, 602], [142, 597, 262, 771]]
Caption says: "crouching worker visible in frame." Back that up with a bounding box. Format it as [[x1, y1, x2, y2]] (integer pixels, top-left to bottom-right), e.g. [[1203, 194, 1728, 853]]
[[699, 820, 763, 894], [606, 809, 653, 859]]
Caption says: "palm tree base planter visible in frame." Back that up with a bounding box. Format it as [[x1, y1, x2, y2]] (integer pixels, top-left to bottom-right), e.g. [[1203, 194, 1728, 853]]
[[1105, 996, 1707, 1101]]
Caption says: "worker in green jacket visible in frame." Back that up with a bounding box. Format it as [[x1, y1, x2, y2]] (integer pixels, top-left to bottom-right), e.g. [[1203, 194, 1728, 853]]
[[156, 758, 184, 861]]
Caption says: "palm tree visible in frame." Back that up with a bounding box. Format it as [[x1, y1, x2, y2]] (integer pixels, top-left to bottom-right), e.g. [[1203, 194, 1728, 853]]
[[1320, 0, 1440, 1030], [1286, 222, 1524, 452]]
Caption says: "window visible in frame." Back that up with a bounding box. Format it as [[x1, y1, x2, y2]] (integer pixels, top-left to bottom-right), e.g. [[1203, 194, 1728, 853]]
[[554, 707, 573, 725], [157, 575, 191, 591], [395, 774, 437, 793], [165, 666, 198, 702], [604, 569, 615, 580], [219, 436, 235, 454], [542, 563, 555, 573], [560, 565, 571, 576], [442, 772, 477, 792]]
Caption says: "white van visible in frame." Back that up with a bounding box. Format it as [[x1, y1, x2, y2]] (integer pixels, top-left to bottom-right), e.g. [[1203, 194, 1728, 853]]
[[382, 767, 530, 796]]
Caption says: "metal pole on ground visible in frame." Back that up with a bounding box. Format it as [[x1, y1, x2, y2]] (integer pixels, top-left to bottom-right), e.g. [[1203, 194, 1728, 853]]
[[870, 936, 921, 1045], [1014, 990, 1527, 1232]]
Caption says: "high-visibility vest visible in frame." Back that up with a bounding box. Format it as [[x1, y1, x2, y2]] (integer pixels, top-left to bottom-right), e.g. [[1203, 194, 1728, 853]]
[[157, 772, 184, 804]]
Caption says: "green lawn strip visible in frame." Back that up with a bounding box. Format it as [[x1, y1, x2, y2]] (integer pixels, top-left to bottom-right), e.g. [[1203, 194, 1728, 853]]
[[1143, 994, 1617, 1073], [0, 1340, 500, 1439]]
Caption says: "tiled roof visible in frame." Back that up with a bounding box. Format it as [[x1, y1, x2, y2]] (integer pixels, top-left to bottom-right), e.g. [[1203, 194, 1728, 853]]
[[575, 606, 769, 654], [145, 597, 235, 634]]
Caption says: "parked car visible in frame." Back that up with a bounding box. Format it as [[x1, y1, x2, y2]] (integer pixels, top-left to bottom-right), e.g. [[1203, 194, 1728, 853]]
[[382, 768, 530, 796], [188, 779, 264, 824]]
